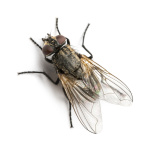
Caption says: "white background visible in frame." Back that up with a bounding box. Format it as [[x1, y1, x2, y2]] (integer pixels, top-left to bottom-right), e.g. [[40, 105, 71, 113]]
[[0, 0, 150, 150]]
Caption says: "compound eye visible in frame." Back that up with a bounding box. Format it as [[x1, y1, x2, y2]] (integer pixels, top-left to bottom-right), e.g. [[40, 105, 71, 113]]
[[42, 45, 53, 55], [56, 35, 66, 45]]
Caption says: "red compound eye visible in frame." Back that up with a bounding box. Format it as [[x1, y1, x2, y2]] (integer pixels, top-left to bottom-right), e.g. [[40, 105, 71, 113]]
[[42, 45, 54, 55], [56, 35, 66, 45]]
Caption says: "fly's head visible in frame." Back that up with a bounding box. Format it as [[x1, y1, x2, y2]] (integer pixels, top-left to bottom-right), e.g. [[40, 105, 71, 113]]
[[42, 34, 66, 56]]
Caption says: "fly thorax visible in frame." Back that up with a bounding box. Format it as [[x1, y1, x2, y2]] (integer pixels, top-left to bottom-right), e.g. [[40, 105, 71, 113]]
[[52, 45, 83, 79]]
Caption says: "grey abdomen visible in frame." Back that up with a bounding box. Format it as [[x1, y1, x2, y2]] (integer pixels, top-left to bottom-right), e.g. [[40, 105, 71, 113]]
[[52, 45, 83, 79]]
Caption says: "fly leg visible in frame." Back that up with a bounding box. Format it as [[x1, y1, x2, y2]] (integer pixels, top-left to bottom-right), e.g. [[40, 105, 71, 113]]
[[18, 71, 59, 85], [56, 18, 61, 35], [29, 38, 54, 63], [56, 18, 71, 45], [66, 38, 70, 45], [45, 58, 53, 64], [69, 102, 73, 128], [30, 38, 42, 50], [82, 24, 93, 59], [63, 88, 73, 128]]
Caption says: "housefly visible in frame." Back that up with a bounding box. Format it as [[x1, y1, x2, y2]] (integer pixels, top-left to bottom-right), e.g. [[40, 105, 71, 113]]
[[18, 18, 133, 134]]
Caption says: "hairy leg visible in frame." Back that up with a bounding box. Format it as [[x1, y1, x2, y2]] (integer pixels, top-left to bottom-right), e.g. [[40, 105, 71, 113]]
[[18, 71, 59, 85], [82, 24, 93, 59]]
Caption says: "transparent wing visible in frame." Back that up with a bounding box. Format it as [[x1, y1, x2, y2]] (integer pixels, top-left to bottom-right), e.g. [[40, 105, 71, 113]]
[[81, 55, 133, 106], [58, 73, 102, 134], [57, 54, 132, 133]]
